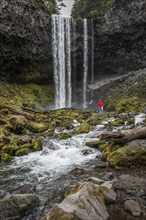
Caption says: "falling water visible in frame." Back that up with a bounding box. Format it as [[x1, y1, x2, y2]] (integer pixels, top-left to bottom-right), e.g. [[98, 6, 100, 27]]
[[83, 19, 88, 109], [52, 15, 72, 109], [91, 20, 94, 101]]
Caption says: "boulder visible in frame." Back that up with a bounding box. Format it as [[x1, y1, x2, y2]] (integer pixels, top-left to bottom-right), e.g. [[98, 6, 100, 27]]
[[124, 200, 141, 217], [75, 123, 92, 134], [42, 182, 116, 220], [27, 122, 49, 133], [0, 194, 39, 220], [107, 146, 146, 167], [8, 115, 27, 134]]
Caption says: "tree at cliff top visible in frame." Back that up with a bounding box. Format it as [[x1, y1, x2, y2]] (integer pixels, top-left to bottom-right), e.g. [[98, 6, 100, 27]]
[[71, 0, 115, 19], [44, 0, 59, 15]]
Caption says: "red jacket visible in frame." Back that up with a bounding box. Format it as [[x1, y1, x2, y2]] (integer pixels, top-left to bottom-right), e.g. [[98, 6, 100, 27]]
[[98, 100, 104, 108]]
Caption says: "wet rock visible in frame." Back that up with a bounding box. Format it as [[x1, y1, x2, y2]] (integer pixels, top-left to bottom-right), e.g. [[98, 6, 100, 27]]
[[0, 194, 39, 220], [96, 161, 109, 168], [124, 200, 141, 217], [0, 0, 54, 84], [102, 173, 114, 181], [42, 182, 116, 220], [89, 177, 104, 184], [0, 190, 6, 199], [75, 123, 92, 134], [81, 149, 93, 156]]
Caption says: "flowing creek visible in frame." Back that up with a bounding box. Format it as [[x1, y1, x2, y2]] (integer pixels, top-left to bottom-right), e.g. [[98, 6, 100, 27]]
[[0, 124, 106, 219]]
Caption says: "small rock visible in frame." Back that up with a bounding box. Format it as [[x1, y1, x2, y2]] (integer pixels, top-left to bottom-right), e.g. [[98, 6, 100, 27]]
[[103, 172, 114, 181], [0, 190, 6, 199], [89, 177, 104, 184], [124, 200, 141, 216]]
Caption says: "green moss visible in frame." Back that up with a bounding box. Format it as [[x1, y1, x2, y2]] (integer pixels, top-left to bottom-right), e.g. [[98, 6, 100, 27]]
[[1, 153, 13, 162], [0, 135, 10, 148], [65, 183, 84, 196], [2, 143, 18, 156], [47, 208, 78, 220], [8, 115, 27, 134], [98, 143, 108, 152], [0, 81, 54, 110], [75, 123, 92, 134], [32, 139, 42, 151], [57, 133, 72, 140], [108, 96, 146, 113], [15, 148, 29, 156], [71, 0, 115, 20], [107, 146, 146, 167], [102, 144, 121, 161], [85, 141, 100, 148], [27, 122, 49, 133], [127, 117, 135, 125], [108, 118, 125, 126]]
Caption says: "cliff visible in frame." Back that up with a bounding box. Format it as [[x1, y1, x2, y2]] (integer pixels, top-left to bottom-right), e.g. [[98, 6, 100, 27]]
[[0, 0, 54, 84], [94, 0, 146, 78]]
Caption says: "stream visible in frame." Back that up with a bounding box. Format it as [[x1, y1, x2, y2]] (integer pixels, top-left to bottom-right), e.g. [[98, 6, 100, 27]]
[[0, 124, 106, 219]]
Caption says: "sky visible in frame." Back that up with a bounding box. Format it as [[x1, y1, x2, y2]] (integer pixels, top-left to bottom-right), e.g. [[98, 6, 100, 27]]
[[57, 0, 74, 17]]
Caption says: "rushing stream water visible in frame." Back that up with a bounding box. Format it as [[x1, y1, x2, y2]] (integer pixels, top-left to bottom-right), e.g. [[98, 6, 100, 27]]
[[0, 124, 105, 219]]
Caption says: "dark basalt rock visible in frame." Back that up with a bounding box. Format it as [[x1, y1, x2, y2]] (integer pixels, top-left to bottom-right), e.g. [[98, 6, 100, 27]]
[[0, 0, 53, 84], [94, 0, 146, 79]]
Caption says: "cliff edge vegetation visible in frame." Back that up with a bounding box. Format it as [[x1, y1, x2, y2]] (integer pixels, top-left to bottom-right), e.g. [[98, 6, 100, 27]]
[[71, 0, 115, 19]]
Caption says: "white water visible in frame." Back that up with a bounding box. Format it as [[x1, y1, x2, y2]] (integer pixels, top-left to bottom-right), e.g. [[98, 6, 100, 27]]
[[8, 132, 101, 184], [83, 19, 88, 109], [52, 15, 72, 108]]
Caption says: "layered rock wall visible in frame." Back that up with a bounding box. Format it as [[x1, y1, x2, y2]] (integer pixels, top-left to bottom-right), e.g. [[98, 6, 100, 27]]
[[94, 0, 146, 78], [0, 0, 53, 83]]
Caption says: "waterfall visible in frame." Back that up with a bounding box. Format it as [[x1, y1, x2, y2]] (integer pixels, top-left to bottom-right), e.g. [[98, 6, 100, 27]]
[[52, 15, 90, 109], [52, 15, 72, 109], [83, 19, 88, 109], [91, 20, 94, 101]]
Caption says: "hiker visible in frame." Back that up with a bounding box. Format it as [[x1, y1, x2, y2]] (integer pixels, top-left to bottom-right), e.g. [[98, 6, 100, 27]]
[[98, 99, 104, 113]]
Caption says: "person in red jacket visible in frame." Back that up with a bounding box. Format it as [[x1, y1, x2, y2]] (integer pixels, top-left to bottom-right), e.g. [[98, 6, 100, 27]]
[[98, 99, 104, 113]]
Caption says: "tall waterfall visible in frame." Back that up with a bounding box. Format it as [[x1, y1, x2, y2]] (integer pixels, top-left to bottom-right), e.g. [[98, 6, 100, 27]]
[[52, 15, 91, 109], [52, 15, 72, 109], [83, 19, 88, 109]]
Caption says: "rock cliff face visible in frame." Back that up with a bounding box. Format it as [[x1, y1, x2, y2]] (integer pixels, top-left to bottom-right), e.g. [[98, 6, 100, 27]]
[[0, 0, 53, 84], [94, 0, 146, 79]]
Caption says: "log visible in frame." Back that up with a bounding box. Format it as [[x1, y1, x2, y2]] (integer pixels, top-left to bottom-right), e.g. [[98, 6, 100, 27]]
[[21, 106, 42, 114], [99, 127, 146, 144], [0, 105, 35, 120]]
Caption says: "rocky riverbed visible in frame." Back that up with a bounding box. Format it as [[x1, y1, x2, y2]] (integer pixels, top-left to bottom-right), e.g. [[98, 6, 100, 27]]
[[0, 106, 146, 219]]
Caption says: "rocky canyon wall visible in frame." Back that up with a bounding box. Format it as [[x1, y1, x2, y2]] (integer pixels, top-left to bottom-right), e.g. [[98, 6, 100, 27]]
[[0, 0, 53, 84], [94, 0, 146, 79]]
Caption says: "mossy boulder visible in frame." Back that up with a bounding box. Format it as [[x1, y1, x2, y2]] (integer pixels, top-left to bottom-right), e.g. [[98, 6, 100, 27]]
[[85, 141, 100, 148], [8, 115, 27, 134], [108, 118, 125, 126], [1, 153, 13, 162], [98, 143, 109, 152], [2, 143, 18, 156], [107, 146, 146, 167], [27, 122, 49, 133], [102, 144, 121, 161], [32, 139, 42, 151], [75, 123, 92, 134], [0, 135, 10, 148], [15, 148, 29, 156]]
